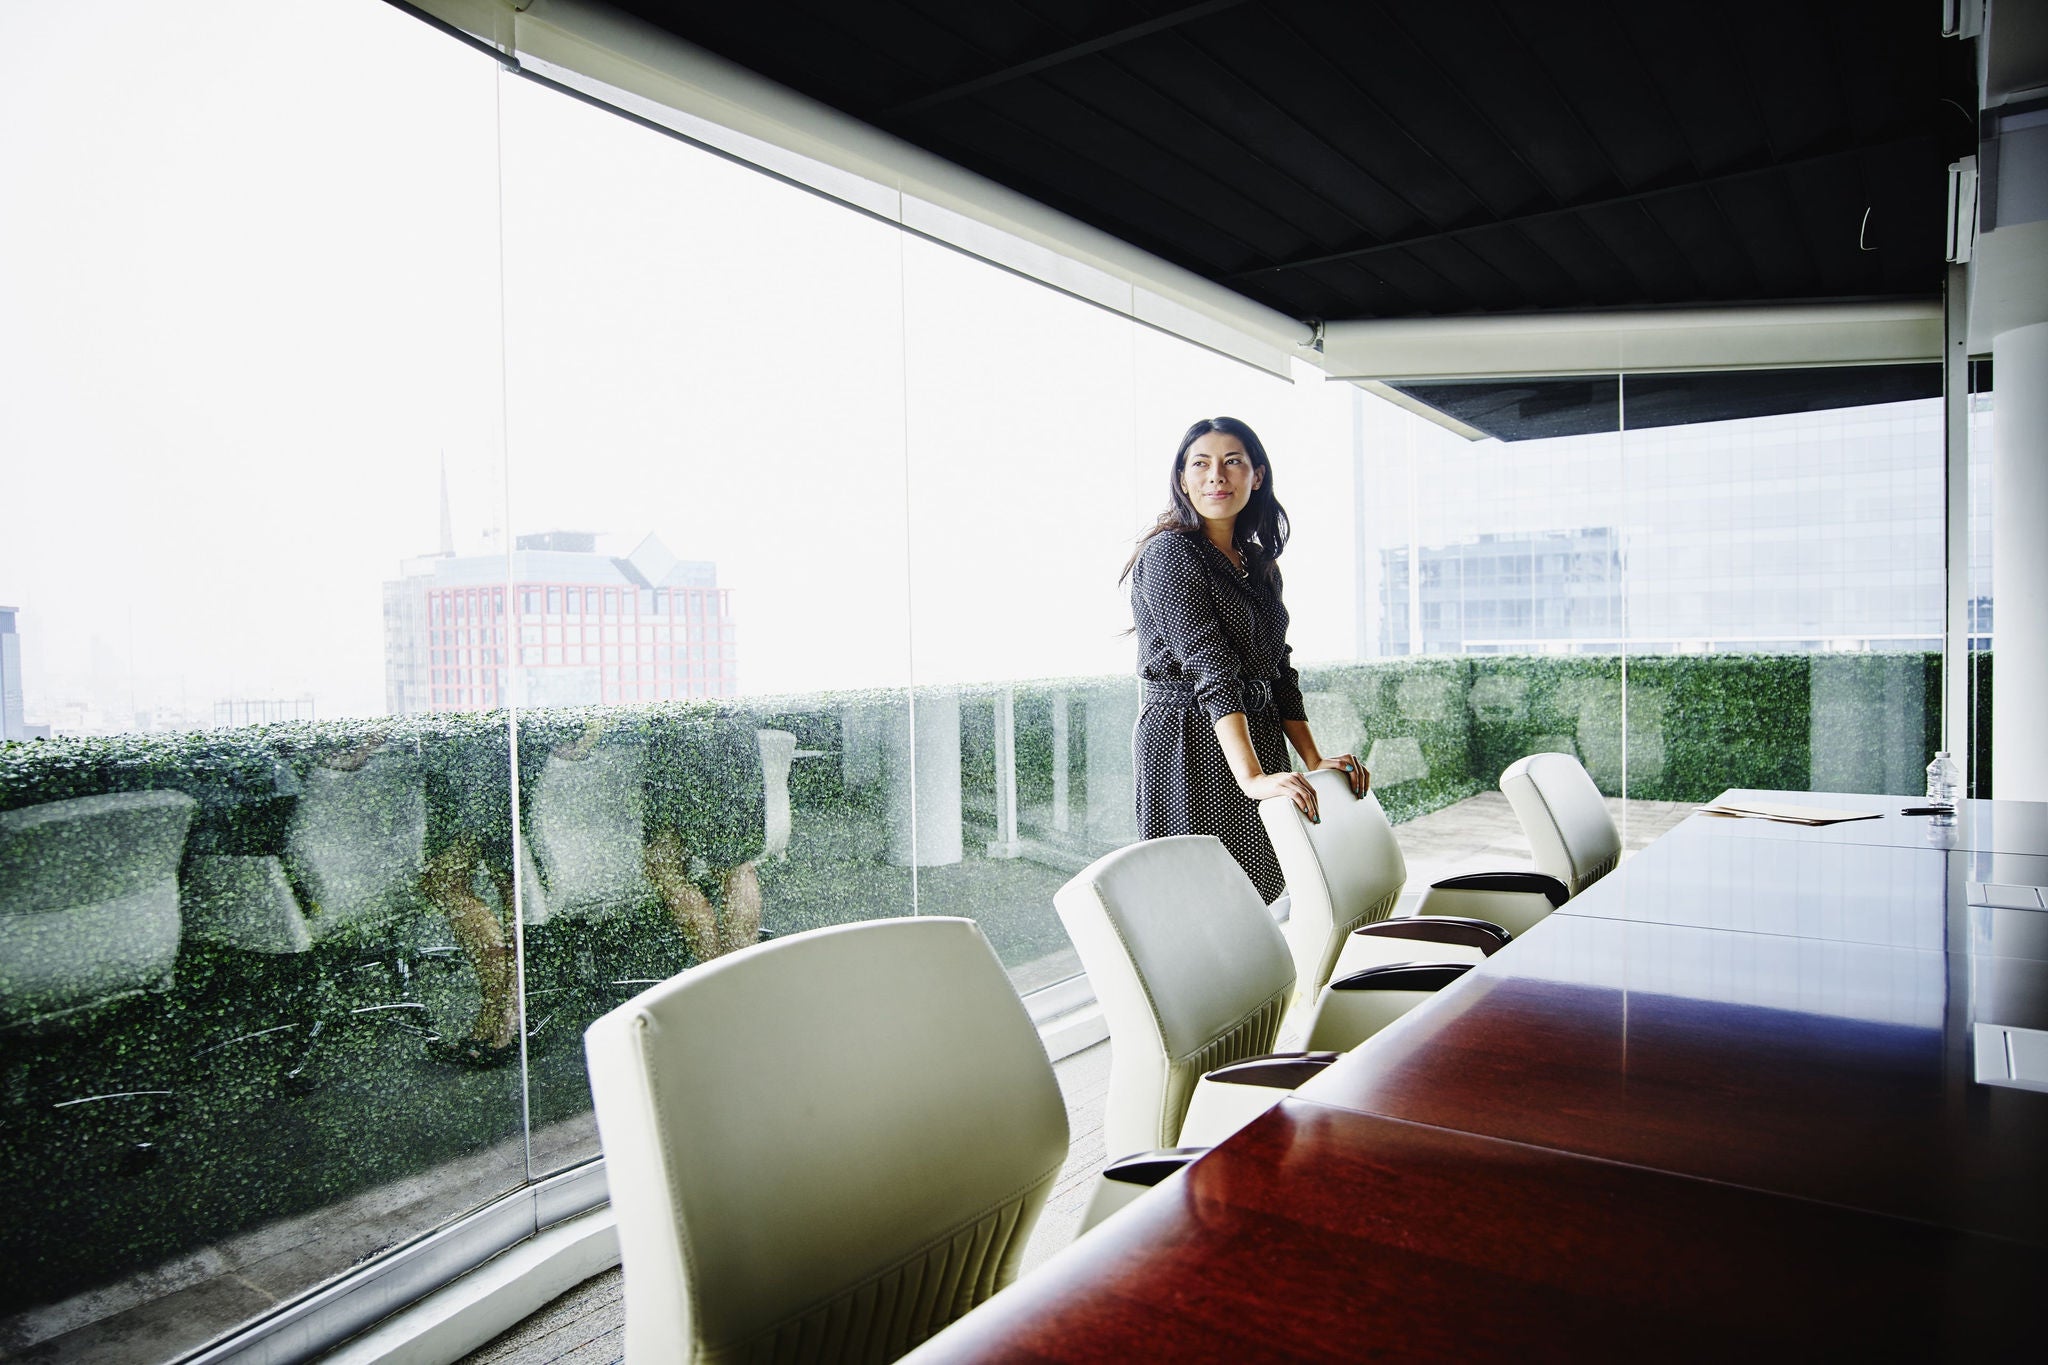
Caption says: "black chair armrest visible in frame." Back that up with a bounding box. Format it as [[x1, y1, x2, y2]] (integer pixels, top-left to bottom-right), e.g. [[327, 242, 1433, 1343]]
[[1330, 962, 1473, 992], [1101, 1148, 1209, 1187], [1355, 916, 1512, 955], [1202, 1051, 1342, 1090], [1431, 870, 1570, 907]]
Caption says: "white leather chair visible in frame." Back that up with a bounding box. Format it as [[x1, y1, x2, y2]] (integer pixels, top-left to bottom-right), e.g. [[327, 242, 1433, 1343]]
[[1259, 772, 1407, 1004], [1500, 751, 1622, 898], [584, 917, 1067, 1365], [1055, 835, 1326, 1163], [1261, 771, 1561, 1051]]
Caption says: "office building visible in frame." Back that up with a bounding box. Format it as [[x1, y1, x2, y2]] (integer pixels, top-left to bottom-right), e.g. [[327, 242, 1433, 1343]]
[[1382, 528, 1623, 656], [0, 606, 23, 741], [1377, 410, 1955, 658], [382, 530, 736, 713]]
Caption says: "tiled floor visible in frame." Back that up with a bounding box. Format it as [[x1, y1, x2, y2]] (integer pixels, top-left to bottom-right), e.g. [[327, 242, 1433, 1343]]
[[453, 793, 1697, 1365]]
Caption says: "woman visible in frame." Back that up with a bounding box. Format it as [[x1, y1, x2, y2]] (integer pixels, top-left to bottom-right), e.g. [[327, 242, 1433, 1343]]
[[1123, 416, 1367, 902]]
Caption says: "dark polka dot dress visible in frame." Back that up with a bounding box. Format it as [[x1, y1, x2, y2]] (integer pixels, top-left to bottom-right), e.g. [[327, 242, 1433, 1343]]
[[1129, 530, 1307, 903]]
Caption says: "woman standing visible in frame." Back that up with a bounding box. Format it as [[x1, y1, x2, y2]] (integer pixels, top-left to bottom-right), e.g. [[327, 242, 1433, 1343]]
[[1123, 416, 1366, 902]]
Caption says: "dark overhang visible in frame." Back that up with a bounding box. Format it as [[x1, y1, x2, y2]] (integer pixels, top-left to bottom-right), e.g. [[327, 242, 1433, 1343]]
[[601, 0, 1977, 326]]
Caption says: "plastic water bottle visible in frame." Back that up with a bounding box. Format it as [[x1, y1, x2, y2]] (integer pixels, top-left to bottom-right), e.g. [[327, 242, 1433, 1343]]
[[1925, 751, 1960, 825]]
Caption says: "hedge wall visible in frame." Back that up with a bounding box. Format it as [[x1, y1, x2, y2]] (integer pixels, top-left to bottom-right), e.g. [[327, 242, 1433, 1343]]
[[0, 651, 1981, 832], [1302, 651, 1954, 806]]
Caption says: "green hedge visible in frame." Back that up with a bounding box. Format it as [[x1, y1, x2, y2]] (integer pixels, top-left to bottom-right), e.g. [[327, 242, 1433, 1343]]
[[1298, 657, 1487, 822], [0, 652, 1981, 833], [1302, 651, 1956, 806]]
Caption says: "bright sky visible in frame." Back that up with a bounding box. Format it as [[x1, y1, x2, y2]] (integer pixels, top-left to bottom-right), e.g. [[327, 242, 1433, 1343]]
[[7, 2, 1940, 735], [0, 0, 1361, 728]]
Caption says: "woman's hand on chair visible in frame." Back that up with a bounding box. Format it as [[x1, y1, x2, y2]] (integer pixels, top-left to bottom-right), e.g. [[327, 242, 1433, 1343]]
[[1314, 754, 1368, 797], [1242, 770, 1320, 822]]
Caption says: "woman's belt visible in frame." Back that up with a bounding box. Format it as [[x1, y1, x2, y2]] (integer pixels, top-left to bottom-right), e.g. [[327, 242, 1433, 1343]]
[[1143, 677, 1276, 713]]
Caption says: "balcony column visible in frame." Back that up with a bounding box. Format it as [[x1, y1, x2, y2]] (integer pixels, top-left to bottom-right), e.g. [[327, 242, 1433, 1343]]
[[1992, 320, 2048, 799], [885, 688, 963, 867], [1085, 685, 1139, 845], [987, 687, 1021, 859], [1051, 689, 1071, 834]]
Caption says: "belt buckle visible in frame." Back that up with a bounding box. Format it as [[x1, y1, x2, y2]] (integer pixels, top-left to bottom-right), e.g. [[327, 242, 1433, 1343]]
[[1244, 678, 1272, 712]]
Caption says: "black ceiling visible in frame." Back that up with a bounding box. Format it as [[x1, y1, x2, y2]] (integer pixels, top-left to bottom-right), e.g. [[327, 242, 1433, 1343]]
[[598, 0, 1976, 326]]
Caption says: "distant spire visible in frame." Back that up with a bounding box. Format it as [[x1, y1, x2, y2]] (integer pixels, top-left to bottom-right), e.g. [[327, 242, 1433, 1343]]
[[438, 452, 455, 556]]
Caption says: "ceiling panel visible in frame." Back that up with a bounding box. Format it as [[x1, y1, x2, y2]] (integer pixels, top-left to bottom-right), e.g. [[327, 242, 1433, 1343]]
[[590, 0, 1976, 324]]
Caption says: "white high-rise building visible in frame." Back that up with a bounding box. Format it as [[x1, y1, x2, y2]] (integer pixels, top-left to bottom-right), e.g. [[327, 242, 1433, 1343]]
[[0, 606, 24, 740]]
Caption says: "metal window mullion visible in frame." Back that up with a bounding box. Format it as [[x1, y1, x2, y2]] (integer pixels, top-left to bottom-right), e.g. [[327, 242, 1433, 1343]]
[[1943, 263, 1971, 766]]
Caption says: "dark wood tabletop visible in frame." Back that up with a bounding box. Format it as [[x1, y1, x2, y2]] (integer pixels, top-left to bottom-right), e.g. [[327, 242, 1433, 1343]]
[[910, 1100, 2044, 1362], [904, 794, 2048, 1362], [1296, 915, 2048, 1244]]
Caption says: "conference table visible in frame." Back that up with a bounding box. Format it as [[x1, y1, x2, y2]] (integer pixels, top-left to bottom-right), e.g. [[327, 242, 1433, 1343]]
[[908, 791, 2048, 1361]]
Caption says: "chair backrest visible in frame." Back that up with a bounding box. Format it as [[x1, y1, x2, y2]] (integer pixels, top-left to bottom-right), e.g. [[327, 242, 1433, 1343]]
[[1499, 752, 1621, 897], [1053, 835, 1294, 1159], [584, 917, 1067, 1365], [283, 751, 427, 941], [1259, 771, 1406, 1002], [525, 740, 654, 926], [0, 790, 196, 1030]]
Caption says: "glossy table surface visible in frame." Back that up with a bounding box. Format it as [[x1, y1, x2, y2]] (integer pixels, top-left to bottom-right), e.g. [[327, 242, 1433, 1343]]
[[1690, 790, 2048, 856], [914, 1101, 2045, 1363], [908, 793, 2048, 1361]]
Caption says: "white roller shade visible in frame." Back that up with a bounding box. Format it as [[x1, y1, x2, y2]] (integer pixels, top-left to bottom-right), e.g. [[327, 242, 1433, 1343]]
[[1322, 300, 1943, 383]]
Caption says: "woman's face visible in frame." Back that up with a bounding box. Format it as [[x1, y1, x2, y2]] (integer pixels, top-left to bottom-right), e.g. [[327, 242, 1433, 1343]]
[[1180, 431, 1262, 528]]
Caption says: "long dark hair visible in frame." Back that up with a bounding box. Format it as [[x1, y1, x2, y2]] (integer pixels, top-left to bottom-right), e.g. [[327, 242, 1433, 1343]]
[[1120, 416, 1290, 590]]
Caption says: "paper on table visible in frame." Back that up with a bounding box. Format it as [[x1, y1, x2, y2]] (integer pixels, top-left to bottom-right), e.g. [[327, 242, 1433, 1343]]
[[1695, 800, 1883, 825]]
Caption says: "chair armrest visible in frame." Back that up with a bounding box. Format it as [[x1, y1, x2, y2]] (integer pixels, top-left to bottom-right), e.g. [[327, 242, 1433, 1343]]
[[1101, 1148, 1209, 1188], [1330, 962, 1473, 992], [1180, 1053, 1341, 1149], [1081, 1148, 1208, 1234], [1418, 872, 1569, 936], [1202, 1052, 1342, 1090], [1354, 916, 1512, 956], [1430, 870, 1569, 907]]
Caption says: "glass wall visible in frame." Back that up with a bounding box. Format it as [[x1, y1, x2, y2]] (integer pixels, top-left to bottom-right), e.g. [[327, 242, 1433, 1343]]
[[0, 3, 1965, 1361], [1349, 368, 1946, 881], [0, 2, 516, 1359], [491, 71, 917, 1177]]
